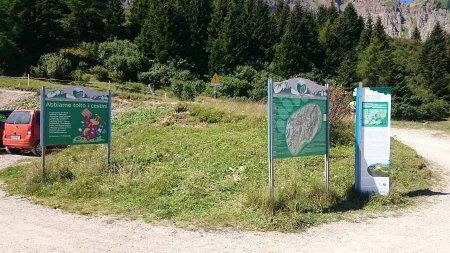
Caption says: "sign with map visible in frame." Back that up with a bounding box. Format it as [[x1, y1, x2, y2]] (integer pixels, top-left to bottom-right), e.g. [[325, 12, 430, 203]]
[[355, 87, 391, 195], [42, 87, 112, 146], [269, 78, 328, 159]]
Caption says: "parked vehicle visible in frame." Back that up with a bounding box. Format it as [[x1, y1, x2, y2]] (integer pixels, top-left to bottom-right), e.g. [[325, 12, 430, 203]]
[[0, 109, 14, 149], [2, 110, 41, 155]]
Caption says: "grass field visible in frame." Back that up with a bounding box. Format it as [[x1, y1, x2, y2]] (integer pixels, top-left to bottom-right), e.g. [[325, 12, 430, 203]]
[[0, 76, 167, 101], [0, 99, 437, 231], [392, 118, 450, 135]]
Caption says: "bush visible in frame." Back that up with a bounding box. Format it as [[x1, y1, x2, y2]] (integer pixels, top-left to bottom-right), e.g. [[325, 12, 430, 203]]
[[31, 53, 72, 79], [119, 82, 146, 93], [329, 86, 351, 128], [217, 75, 251, 98], [71, 69, 90, 83], [138, 63, 175, 89], [97, 40, 143, 81], [89, 65, 109, 81], [171, 80, 205, 101], [418, 99, 449, 121], [330, 120, 353, 146]]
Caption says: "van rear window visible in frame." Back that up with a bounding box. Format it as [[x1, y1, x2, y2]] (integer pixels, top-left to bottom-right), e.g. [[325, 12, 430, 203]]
[[6, 111, 31, 124]]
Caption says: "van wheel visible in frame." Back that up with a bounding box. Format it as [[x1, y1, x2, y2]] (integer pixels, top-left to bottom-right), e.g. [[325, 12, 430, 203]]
[[31, 141, 42, 156], [5, 147, 21, 155]]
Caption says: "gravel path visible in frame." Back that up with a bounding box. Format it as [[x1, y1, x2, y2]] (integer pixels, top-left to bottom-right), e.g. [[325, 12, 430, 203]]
[[0, 89, 34, 108], [0, 129, 449, 253]]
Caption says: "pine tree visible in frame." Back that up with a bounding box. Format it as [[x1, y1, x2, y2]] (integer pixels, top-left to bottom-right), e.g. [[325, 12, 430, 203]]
[[208, 0, 248, 73], [412, 26, 421, 41], [65, 0, 107, 43], [246, 0, 273, 63], [317, 1, 338, 29], [146, 0, 190, 63], [357, 18, 397, 88], [135, 16, 153, 59], [320, 3, 364, 77], [420, 23, 450, 101], [187, 0, 211, 74], [129, 0, 151, 38], [357, 16, 373, 51], [271, 0, 290, 39], [105, 0, 125, 40], [9, 0, 67, 62], [274, 5, 320, 78]]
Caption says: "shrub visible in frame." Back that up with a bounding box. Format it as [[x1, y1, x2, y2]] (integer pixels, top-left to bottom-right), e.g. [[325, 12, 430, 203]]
[[330, 120, 354, 146], [171, 80, 205, 101], [119, 82, 146, 93], [89, 65, 109, 81], [31, 53, 72, 79], [329, 86, 351, 128], [188, 105, 224, 123], [71, 69, 90, 83], [97, 40, 144, 81], [217, 75, 251, 98], [138, 63, 175, 89], [418, 99, 449, 121]]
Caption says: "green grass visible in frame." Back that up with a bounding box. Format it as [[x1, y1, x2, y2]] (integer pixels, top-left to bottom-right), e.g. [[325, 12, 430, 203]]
[[0, 76, 165, 101], [0, 102, 438, 231], [392, 118, 450, 135]]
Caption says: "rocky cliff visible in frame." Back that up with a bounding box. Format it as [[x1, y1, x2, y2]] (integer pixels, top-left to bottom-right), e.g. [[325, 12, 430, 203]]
[[273, 0, 450, 38]]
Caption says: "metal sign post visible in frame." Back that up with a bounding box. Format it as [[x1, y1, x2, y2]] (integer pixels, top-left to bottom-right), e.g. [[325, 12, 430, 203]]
[[107, 90, 112, 166], [325, 83, 330, 190], [40, 87, 46, 179], [267, 79, 275, 212]]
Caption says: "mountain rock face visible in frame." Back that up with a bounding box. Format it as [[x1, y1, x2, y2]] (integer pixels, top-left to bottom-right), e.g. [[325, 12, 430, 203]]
[[286, 0, 450, 39]]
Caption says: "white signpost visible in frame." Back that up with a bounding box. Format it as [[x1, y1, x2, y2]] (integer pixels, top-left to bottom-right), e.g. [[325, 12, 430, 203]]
[[355, 84, 392, 195]]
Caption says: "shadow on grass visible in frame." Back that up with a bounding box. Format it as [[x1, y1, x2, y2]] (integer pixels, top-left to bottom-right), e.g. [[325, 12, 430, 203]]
[[403, 189, 450, 197], [324, 186, 371, 213]]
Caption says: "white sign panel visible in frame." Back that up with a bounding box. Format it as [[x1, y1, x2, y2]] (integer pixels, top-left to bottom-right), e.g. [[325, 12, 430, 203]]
[[355, 87, 391, 195]]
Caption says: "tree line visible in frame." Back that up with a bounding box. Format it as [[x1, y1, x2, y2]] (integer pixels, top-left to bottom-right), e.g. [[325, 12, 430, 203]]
[[0, 0, 449, 120]]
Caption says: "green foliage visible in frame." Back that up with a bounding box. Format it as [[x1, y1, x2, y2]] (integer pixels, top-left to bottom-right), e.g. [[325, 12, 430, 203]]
[[65, 0, 107, 43], [274, 5, 320, 78], [138, 63, 176, 89], [89, 65, 109, 81], [418, 99, 449, 121], [105, 0, 125, 40], [320, 3, 364, 81], [129, 0, 152, 38], [412, 26, 421, 41], [172, 80, 206, 101], [97, 39, 144, 81], [31, 53, 72, 79], [420, 23, 450, 102], [217, 75, 252, 98], [0, 32, 19, 73]]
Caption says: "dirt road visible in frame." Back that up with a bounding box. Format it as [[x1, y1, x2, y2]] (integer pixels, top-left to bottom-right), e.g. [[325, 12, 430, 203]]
[[0, 89, 35, 108], [0, 128, 449, 253]]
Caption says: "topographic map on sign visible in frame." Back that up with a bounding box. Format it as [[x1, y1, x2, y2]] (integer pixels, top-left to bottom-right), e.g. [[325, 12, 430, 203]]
[[271, 78, 328, 158]]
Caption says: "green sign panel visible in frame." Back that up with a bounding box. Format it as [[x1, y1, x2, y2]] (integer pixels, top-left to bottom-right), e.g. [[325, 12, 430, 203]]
[[43, 87, 111, 146], [270, 78, 328, 159], [362, 102, 389, 127]]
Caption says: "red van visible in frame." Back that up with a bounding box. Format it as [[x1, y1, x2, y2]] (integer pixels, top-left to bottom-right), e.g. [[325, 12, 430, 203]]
[[0, 109, 14, 149], [2, 110, 41, 155]]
